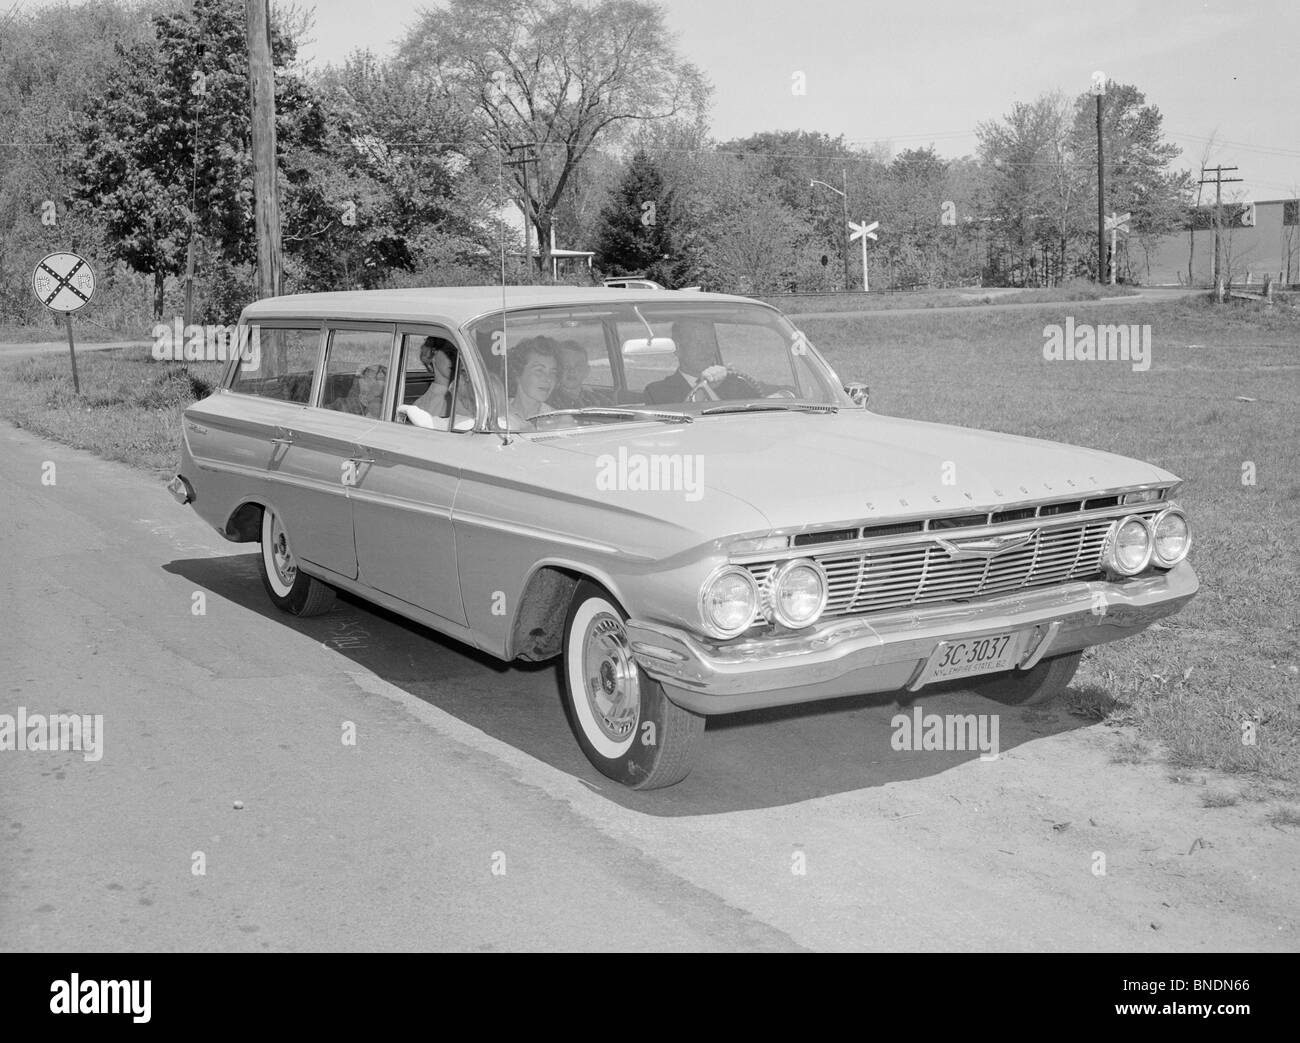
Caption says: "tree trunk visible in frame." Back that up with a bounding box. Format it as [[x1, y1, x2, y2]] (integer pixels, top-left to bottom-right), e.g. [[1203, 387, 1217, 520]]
[[154, 270, 165, 320]]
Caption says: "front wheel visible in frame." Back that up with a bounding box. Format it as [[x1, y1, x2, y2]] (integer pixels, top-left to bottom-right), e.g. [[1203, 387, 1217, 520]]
[[561, 581, 705, 789], [971, 650, 1082, 706], [259, 506, 336, 617]]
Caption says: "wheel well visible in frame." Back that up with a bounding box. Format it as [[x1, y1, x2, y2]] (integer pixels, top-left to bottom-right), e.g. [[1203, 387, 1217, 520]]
[[509, 566, 581, 662], [225, 501, 264, 543]]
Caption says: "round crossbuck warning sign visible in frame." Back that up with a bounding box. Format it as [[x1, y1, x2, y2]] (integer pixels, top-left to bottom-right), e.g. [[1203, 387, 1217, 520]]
[[32, 252, 96, 313]]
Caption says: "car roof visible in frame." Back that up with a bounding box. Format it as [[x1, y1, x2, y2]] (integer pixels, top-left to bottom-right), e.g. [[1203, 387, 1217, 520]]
[[239, 286, 758, 327]]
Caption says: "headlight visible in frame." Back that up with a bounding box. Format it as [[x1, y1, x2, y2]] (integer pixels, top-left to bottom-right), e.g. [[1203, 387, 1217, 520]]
[[700, 566, 759, 638], [765, 558, 828, 629], [1151, 507, 1191, 566], [1103, 515, 1153, 576]]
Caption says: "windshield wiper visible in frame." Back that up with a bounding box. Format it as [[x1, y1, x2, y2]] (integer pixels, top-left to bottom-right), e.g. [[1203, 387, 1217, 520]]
[[535, 407, 694, 424], [700, 402, 839, 415]]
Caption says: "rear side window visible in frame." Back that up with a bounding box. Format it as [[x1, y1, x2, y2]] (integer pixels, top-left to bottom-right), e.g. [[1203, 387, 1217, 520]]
[[230, 327, 321, 403]]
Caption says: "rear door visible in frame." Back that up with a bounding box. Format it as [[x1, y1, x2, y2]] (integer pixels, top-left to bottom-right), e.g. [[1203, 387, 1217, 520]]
[[350, 327, 474, 625]]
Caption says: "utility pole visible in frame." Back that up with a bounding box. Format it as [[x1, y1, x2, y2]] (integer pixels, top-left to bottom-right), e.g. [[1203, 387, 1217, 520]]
[[1199, 165, 1241, 298], [504, 143, 538, 281], [1094, 75, 1106, 283], [840, 169, 850, 292], [245, 0, 282, 300]]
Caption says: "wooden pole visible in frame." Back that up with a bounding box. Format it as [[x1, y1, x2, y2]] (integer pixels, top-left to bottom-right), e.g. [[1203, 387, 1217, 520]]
[[65, 314, 80, 395], [245, 0, 282, 300], [1096, 92, 1105, 284]]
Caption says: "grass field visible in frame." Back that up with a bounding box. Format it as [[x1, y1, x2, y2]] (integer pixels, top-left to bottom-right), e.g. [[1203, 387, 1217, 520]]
[[2, 294, 1297, 799], [761, 280, 1141, 314]]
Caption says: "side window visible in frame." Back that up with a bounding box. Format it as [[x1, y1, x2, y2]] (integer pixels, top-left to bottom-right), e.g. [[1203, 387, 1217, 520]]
[[394, 333, 477, 431], [321, 328, 394, 419], [230, 326, 320, 403]]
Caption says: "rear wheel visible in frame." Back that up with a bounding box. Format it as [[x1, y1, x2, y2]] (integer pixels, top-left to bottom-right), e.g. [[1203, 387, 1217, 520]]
[[258, 506, 335, 617], [561, 581, 704, 789], [971, 651, 1082, 706]]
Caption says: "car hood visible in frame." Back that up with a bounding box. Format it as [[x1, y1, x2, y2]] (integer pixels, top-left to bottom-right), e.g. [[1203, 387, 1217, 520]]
[[540, 410, 1178, 536]]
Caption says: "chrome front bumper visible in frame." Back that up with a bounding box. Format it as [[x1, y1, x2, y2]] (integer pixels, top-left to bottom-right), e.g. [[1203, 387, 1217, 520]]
[[626, 562, 1198, 715]]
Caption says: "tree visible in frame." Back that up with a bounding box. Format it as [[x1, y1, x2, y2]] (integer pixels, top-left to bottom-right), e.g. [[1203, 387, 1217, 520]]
[[1070, 80, 1189, 282], [72, 0, 326, 317], [301, 50, 498, 290], [0, 0, 168, 323], [977, 92, 1084, 285], [717, 129, 862, 289], [693, 159, 816, 295], [591, 149, 687, 284], [400, 0, 709, 276]]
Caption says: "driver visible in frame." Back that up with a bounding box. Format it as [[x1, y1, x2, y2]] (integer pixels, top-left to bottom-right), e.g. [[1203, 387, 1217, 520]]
[[643, 319, 753, 404]]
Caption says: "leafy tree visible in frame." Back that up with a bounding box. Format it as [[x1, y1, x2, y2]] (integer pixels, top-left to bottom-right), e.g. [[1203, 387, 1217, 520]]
[[72, 0, 326, 316], [0, 0, 167, 323], [301, 51, 498, 290], [1069, 80, 1190, 281], [693, 159, 816, 294], [400, 0, 709, 276], [977, 92, 1084, 285], [718, 130, 866, 288], [591, 149, 687, 284]]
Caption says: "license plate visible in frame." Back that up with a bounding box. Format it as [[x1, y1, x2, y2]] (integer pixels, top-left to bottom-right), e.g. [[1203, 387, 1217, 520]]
[[916, 631, 1020, 687]]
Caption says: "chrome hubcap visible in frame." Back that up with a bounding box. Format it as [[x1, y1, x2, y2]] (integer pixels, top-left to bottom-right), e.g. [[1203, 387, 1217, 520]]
[[582, 612, 640, 743], [269, 514, 296, 586]]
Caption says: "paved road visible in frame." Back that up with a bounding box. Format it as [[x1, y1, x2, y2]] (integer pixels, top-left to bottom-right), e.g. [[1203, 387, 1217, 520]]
[[0, 339, 149, 360], [1, 422, 1295, 951]]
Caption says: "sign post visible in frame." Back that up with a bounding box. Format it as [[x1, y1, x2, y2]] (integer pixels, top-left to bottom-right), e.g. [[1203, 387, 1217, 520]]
[[1104, 212, 1131, 286], [32, 252, 96, 394], [848, 220, 879, 291]]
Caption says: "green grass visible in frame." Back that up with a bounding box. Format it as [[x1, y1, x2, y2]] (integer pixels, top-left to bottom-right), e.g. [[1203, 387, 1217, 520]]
[[0, 347, 225, 475], [761, 279, 1140, 314], [803, 294, 1300, 795], [2, 294, 1297, 798]]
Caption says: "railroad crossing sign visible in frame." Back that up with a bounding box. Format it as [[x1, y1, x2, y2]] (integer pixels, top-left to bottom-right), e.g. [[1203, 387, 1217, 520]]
[[1104, 212, 1131, 234], [848, 220, 879, 291], [32, 252, 95, 313], [31, 251, 94, 394], [1104, 213, 1131, 286], [848, 220, 879, 243]]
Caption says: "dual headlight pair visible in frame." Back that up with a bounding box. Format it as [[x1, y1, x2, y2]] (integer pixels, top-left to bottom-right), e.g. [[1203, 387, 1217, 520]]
[[1102, 507, 1191, 576], [701, 507, 1192, 639], [700, 559, 826, 638]]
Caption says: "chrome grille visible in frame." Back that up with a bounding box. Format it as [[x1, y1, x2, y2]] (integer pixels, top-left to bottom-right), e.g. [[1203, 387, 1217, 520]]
[[746, 515, 1145, 619]]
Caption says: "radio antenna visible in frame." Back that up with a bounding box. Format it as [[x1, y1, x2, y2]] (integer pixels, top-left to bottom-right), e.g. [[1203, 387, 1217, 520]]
[[491, 78, 513, 445]]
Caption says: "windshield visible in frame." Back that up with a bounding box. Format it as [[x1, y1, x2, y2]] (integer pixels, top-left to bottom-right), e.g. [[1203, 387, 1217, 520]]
[[463, 300, 845, 432]]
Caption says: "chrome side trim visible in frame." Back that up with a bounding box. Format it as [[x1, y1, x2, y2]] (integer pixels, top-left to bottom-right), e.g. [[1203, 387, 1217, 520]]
[[451, 509, 656, 563]]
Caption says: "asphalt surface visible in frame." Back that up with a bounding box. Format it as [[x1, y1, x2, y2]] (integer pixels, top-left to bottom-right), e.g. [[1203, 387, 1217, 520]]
[[1, 316, 1295, 951]]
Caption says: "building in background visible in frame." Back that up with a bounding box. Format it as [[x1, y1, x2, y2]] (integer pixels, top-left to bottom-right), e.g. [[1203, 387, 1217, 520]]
[[1139, 199, 1300, 287]]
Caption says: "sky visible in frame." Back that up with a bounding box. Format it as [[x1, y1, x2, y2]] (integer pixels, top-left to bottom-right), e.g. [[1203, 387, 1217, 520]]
[[285, 0, 1299, 203], [18, 0, 1300, 200]]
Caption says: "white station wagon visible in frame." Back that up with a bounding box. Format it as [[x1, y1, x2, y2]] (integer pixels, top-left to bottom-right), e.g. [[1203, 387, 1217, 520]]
[[170, 287, 1197, 789]]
